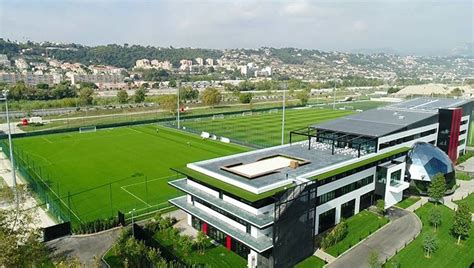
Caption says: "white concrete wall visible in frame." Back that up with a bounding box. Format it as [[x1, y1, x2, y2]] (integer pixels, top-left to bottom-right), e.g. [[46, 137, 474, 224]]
[[187, 179, 219, 197], [223, 194, 273, 215], [248, 250, 258, 268], [458, 115, 470, 156], [317, 167, 376, 196], [383, 161, 406, 209], [250, 225, 272, 239], [378, 123, 439, 152], [193, 201, 247, 232]]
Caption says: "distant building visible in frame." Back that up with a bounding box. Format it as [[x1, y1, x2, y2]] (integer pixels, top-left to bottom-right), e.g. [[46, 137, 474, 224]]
[[0, 54, 11, 67], [195, 57, 204, 66], [68, 73, 124, 85], [15, 58, 28, 70], [205, 58, 214, 66], [135, 59, 151, 69], [179, 59, 193, 71], [0, 72, 61, 86]]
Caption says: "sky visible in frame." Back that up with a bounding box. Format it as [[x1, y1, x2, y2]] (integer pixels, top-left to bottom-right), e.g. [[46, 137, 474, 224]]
[[0, 0, 472, 55]]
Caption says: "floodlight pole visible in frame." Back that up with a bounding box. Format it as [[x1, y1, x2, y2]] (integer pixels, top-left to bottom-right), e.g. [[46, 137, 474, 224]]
[[177, 81, 180, 129], [130, 208, 136, 236], [281, 82, 287, 145], [333, 81, 336, 110], [2, 90, 18, 209]]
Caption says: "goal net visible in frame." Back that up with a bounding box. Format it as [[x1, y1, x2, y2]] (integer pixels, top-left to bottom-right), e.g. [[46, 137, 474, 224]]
[[79, 126, 97, 133], [268, 109, 279, 114], [212, 114, 225, 120], [242, 111, 253, 116]]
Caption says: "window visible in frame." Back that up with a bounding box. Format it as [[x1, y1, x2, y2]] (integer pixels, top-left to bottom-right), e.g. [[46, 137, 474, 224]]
[[318, 175, 374, 206]]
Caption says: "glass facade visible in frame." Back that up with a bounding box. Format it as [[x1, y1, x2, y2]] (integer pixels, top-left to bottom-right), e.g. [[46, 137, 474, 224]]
[[191, 216, 250, 259], [406, 142, 455, 188], [318, 175, 374, 206]]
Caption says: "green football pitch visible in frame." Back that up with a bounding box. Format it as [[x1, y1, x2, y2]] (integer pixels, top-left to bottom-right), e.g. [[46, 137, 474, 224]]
[[12, 125, 247, 224], [178, 107, 354, 147]]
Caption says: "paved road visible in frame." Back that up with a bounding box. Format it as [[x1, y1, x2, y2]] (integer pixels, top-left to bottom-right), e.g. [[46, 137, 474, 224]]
[[47, 227, 122, 267], [327, 208, 421, 268]]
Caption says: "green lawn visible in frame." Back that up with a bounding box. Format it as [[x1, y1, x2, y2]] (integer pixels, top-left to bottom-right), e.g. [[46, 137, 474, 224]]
[[390, 203, 474, 268], [295, 256, 326, 268], [153, 232, 247, 268], [470, 122, 474, 146], [455, 193, 474, 213], [455, 171, 472, 181], [325, 210, 389, 256], [179, 107, 354, 147], [11, 125, 247, 223], [396, 196, 421, 209]]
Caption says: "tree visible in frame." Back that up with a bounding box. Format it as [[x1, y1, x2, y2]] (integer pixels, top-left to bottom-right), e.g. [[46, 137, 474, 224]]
[[78, 87, 94, 105], [376, 199, 385, 215], [429, 207, 442, 231], [239, 92, 253, 104], [451, 88, 462, 97], [195, 231, 208, 254], [451, 202, 472, 244], [134, 87, 147, 103], [169, 79, 177, 88], [117, 89, 129, 104], [367, 251, 380, 268], [179, 86, 199, 101], [422, 234, 438, 257], [201, 87, 221, 107], [158, 94, 178, 115], [36, 83, 49, 90], [0, 186, 50, 266], [296, 90, 310, 105], [428, 173, 446, 204]]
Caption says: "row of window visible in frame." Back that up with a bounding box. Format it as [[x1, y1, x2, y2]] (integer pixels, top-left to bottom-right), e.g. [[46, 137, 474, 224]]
[[379, 128, 437, 150], [318, 175, 374, 205], [192, 196, 252, 233]]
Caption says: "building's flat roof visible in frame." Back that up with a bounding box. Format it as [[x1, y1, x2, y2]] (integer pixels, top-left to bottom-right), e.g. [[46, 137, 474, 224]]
[[313, 98, 471, 138], [187, 142, 353, 194]]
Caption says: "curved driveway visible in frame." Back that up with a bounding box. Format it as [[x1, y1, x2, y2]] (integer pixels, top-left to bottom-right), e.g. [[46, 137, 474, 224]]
[[327, 208, 421, 268]]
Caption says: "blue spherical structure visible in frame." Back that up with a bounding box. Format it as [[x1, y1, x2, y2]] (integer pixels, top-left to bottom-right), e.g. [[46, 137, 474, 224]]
[[406, 142, 455, 191]]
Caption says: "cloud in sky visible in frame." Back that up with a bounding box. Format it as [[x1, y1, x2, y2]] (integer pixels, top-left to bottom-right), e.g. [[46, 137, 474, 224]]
[[0, 0, 472, 54]]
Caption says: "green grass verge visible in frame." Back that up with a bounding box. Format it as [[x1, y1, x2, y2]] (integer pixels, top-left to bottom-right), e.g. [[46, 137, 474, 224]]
[[390, 203, 474, 268], [396, 196, 421, 209], [325, 210, 389, 257], [295, 256, 326, 268], [455, 171, 472, 181], [454, 193, 474, 213], [12, 125, 247, 223]]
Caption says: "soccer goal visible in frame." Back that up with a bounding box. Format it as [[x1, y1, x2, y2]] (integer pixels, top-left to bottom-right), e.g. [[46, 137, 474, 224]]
[[268, 109, 279, 114], [242, 111, 253, 116], [79, 126, 97, 133], [212, 114, 225, 120]]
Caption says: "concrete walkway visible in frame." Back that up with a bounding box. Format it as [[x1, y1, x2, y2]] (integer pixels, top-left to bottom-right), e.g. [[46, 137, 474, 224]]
[[405, 196, 429, 212], [47, 227, 122, 267], [314, 249, 336, 264], [326, 208, 421, 268], [0, 152, 56, 228], [443, 179, 474, 220]]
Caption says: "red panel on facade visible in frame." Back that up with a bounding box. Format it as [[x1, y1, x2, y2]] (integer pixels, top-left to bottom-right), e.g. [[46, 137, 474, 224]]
[[202, 223, 208, 234], [448, 108, 462, 163], [226, 235, 231, 251]]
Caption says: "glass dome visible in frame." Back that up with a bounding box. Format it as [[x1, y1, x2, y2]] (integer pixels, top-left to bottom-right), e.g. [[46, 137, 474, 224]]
[[406, 142, 455, 189]]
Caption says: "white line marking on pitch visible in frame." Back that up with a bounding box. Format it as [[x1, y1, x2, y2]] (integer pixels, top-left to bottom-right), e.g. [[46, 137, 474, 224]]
[[121, 175, 172, 188], [42, 137, 53, 144], [121, 186, 152, 207], [127, 127, 143, 134]]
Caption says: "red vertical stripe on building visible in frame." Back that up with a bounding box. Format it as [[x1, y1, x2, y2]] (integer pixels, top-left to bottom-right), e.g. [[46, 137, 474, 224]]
[[448, 108, 462, 163], [226, 235, 231, 251], [202, 223, 207, 234]]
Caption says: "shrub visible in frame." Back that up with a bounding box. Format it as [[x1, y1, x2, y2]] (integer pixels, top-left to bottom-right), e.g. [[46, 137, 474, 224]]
[[72, 217, 119, 234], [457, 151, 474, 164], [321, 220, 348, 249]]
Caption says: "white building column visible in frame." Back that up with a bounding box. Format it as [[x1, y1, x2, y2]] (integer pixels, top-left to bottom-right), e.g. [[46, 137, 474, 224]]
[[335, 206, 341, 225], [248, 250, 258, 268], [354, 196, 361, 214], [187, 213, 192, 225]]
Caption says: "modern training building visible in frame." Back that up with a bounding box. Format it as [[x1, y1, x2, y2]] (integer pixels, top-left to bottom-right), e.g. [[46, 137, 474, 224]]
[[168, 98, 473, 268]]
